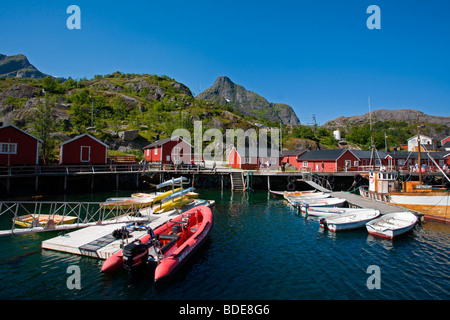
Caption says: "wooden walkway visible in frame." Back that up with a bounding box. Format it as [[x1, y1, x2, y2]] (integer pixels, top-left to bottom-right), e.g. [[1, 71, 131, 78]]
[[331, 191, 423, 217]]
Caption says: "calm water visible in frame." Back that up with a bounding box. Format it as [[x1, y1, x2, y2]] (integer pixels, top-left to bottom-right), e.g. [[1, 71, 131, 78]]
[[0, 189, 449, 300]]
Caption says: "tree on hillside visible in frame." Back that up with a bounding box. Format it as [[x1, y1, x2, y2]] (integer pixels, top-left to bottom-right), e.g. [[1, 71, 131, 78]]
[[29, 99, 60, 164]]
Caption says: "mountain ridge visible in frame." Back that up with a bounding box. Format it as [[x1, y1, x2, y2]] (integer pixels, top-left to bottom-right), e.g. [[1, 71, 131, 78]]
[[196, 76, 300, 126], [0, 54, 49, 79]]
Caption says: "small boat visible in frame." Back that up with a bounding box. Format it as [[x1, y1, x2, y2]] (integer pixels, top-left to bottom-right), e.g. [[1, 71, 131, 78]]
[[285, 193, 331, 201], [366, 211, 418, 239], [270, 190, 317, 197], [101, 204, 213, 284], [288, 197, 346, 208], [300, 207, 368, 217], [320, 210, 381, 232], [14, 214, 78, 228], [131, 192, 163, 198]]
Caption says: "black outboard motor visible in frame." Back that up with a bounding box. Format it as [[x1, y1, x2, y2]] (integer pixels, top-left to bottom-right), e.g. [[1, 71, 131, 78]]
[[122, 242, 149, 272], [319, 218, 328, 229]]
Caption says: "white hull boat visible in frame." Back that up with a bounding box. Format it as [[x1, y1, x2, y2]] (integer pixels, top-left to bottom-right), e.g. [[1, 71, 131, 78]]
[[286, 193, 331, 201], [288, 197, 346, 208], [320, 210, 381, 232], [270, 190, 319, 197], [366, 211, 418, 239], [301, 207, 371, 217]]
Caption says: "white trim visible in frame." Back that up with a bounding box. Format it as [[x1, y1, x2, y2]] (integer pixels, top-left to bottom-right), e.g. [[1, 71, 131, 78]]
[[80, 146, 91, 162], [0, 124, 43, 143], [60, 133, 109, 148], [0, 142, 17, 154]]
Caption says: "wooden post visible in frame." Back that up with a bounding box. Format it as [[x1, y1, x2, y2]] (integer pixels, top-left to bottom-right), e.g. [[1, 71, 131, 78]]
[[267, 175, 270, 191], [116, 174, 119, 190], [64, 175, 67, 192]]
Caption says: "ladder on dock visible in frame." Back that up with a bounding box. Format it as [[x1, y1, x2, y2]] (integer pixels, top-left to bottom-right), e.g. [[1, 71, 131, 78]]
[[230, 172, 245, 191]]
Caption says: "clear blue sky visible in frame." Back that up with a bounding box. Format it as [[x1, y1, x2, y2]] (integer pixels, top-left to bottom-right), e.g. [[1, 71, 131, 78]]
[[1, 0, 449, 125]]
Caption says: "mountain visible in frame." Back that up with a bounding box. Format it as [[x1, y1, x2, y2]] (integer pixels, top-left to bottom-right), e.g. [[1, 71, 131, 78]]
[[323, 109, 450, 128], [196, 76, 300, 125], [0, 54, 48, 79]]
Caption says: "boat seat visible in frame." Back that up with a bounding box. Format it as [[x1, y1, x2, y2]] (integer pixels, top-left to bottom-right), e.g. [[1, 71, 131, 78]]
[[160, 234, 181, 254]]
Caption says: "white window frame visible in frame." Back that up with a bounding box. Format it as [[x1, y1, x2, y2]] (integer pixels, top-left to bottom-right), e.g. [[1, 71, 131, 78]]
[[302, 161, 308, 168], [80, 146, 91, 162], [154, 147, 158, 155], [0, 143, 17, 154]]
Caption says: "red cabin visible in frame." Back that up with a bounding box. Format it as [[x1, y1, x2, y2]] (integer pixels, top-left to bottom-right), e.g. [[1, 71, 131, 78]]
[[297, 149, 360, 172], [59, 133, 109, 165], [143, 136, 192, 165], [227, 147, 279, 170], [0, 124, 42, 166]]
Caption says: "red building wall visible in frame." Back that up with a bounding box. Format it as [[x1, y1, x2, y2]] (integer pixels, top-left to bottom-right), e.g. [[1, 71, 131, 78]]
[[0, 125, 40, 165], [60, 135, 107, 164], [144, 138, 191, 164]]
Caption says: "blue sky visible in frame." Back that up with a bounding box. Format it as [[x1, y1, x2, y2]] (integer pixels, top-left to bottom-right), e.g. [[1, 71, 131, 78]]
[[1, 0, 449, 125]]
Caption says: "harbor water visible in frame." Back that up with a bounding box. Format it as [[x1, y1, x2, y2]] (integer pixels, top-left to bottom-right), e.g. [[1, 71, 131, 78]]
[[0, 189, 449, 300]]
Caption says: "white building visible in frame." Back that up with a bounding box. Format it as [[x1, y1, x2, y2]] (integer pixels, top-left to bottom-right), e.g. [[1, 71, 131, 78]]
[[407, 134, 433, 152]]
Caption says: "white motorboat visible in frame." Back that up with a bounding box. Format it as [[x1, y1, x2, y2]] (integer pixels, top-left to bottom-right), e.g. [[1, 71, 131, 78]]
[[288, 197, 346, 208], [301, 207, 370, 217], [366, 211, 418, 239], [320, 210, 381, 232]]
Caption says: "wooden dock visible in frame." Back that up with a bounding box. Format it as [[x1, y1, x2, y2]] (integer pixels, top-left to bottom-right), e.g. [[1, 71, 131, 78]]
[[41, 199, 215, 259], [331, 191, 424, 219]]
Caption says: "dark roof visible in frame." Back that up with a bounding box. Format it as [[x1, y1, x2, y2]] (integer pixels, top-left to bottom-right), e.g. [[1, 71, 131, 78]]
[[443, 141, 450, 148], [297, 149, 351, 161], [386, 151, 445, 160], [281, 149, 306, 157], [143, 136, 190, 149], [351, 150, 388, 159]]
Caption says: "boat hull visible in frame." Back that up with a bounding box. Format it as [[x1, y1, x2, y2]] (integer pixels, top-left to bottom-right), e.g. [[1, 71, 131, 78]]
[[321, 211, 381, 232], [101, 205, 213, 283], [360, 187, 450, 223], [366, 212, 418, 239]]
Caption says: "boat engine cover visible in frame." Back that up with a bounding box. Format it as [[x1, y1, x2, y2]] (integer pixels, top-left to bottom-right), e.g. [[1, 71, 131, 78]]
[[122, 242, 149, 271]]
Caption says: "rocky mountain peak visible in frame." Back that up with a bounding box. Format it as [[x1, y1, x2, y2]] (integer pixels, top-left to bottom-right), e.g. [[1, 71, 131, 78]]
[[196, 76, 300, 125], [0, 53, 48, 79]]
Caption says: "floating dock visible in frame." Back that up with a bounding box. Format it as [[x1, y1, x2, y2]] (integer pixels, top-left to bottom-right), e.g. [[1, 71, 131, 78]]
[[41, 199, 215, 259]]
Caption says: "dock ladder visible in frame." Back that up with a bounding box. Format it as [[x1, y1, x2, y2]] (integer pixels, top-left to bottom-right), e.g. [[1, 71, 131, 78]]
[[230, 172, 245, 191]]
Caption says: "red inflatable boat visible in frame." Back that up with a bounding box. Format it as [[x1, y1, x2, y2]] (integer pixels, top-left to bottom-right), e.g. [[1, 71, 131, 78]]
[[101, 205, 213, 283]]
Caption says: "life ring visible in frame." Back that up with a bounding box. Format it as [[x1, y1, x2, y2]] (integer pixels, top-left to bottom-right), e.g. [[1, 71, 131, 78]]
[[355, 174, 362, 182], [287, 182, 296, 190], [328, 175, 335, 183], [288, 175, 296, 183]]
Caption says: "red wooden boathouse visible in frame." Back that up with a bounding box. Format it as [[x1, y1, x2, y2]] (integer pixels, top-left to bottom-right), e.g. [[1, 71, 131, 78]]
[[0, 124, 42, 166], [59, 133, 109, 165], [143, 136, 192, 165]]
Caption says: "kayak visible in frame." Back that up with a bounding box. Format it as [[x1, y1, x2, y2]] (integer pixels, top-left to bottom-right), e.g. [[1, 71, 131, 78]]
[[100, 204, 213, 284], [14, 214, 77, 228]]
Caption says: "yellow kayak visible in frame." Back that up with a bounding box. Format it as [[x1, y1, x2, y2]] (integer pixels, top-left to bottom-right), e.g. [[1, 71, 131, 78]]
[[14, 214, 78, 228], [150, 188, 183, 203], [152, 197, 193, 214]]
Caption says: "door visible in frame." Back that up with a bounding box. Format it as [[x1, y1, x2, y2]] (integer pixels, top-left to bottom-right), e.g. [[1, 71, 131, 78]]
[[81, 146, 90, 163]]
